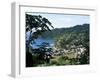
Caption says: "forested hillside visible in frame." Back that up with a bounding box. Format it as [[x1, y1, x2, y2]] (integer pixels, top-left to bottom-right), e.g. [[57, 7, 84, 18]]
[[41, 24, 89, 39]]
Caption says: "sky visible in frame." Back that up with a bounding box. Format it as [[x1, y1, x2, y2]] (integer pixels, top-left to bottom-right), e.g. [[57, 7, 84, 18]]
[[26, 12, 90, 29]]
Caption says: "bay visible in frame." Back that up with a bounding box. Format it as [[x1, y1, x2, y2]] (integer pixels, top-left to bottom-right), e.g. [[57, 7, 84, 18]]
[[32, 38, 54, 49]]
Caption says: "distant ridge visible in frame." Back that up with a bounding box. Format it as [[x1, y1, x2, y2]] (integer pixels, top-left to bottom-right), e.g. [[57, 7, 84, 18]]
[[41, 24, 89, 39]]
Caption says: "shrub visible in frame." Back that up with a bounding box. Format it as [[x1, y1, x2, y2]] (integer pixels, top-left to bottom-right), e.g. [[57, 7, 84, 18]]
[[50, 55, 70, 66], [50, 59, 58, 65]]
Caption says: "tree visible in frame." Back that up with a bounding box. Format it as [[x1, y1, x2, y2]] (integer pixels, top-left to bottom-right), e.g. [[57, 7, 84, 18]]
[[26, 14, 54, 67]]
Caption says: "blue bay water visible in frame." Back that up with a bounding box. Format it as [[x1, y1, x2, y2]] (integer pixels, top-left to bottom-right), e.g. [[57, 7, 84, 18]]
[[32, 38, 54, 49]]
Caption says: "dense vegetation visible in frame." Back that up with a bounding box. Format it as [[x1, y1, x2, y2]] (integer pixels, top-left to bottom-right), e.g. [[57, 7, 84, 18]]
[[26, 14, 54, 67], [54, 27, 89, 65], [26, 14, 90, 67], [43, 24, 89, 65]]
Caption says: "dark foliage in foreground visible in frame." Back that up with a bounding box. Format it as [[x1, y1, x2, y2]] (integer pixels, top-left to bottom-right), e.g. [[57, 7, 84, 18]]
[[25, 14, 54, 67]]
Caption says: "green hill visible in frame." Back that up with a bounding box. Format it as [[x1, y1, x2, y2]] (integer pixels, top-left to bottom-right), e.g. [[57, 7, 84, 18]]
[[41, 24, 89, 39]]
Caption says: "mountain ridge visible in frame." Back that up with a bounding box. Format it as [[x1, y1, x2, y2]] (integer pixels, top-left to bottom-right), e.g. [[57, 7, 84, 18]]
[[41, 24, 89, 39]]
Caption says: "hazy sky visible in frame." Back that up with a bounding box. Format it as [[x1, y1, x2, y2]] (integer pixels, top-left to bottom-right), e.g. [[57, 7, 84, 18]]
[[26, 12, 90, 29]]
